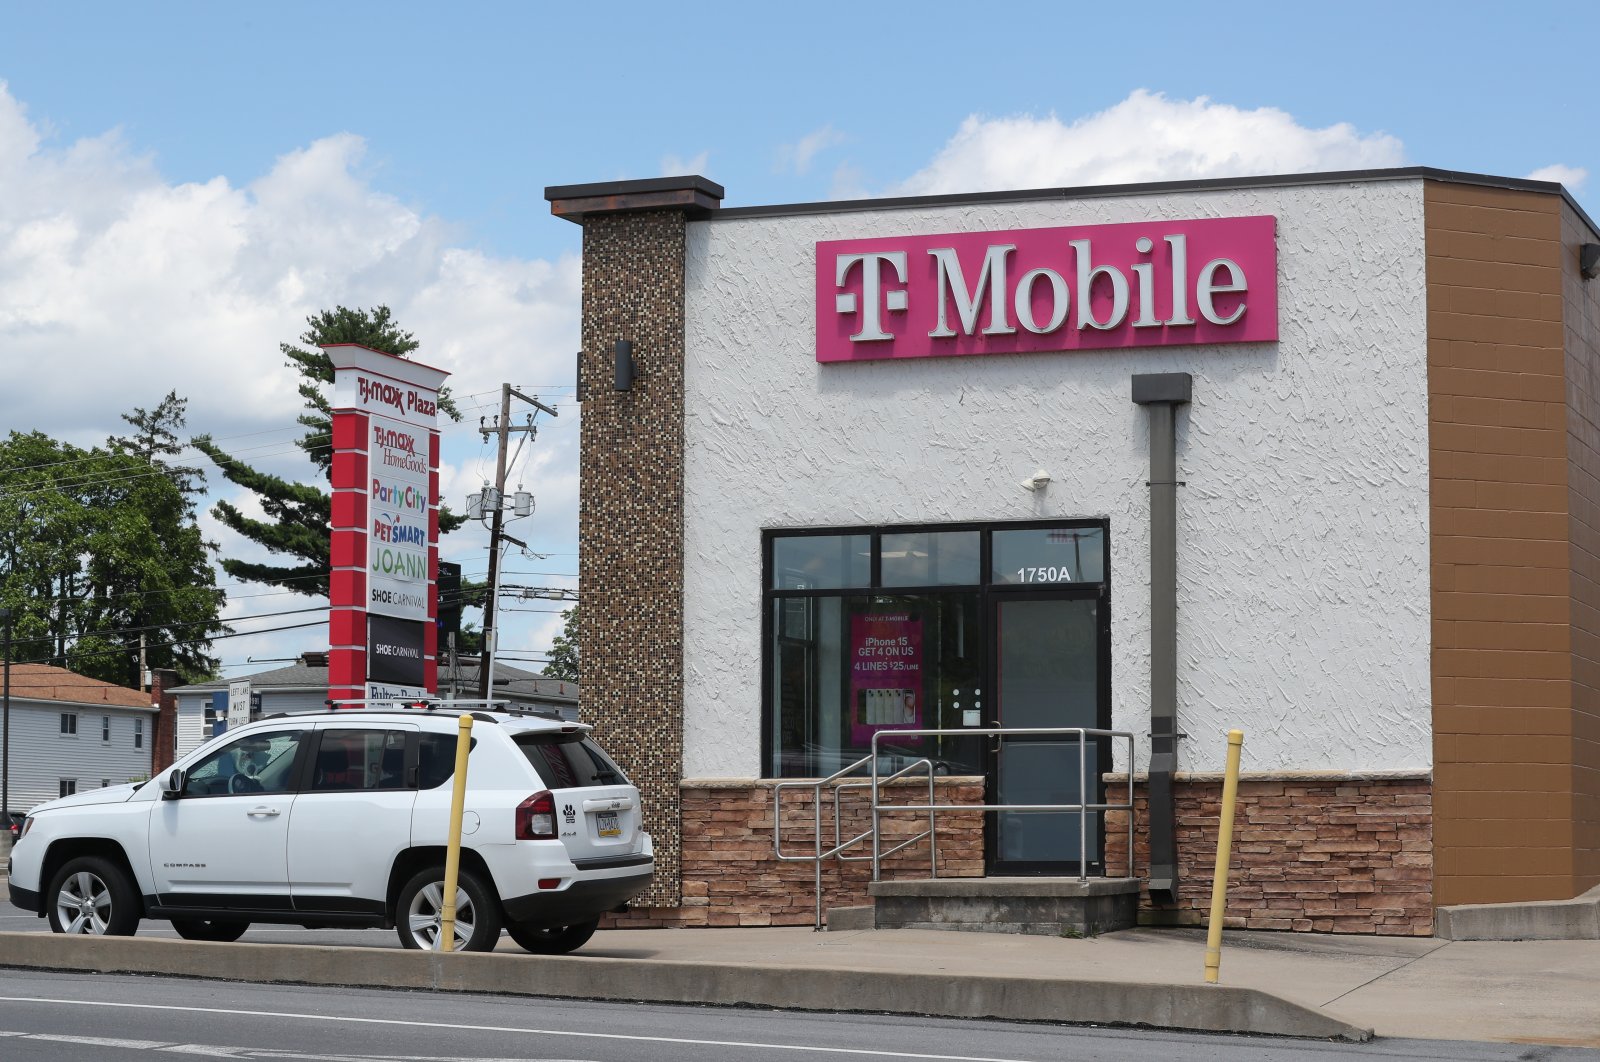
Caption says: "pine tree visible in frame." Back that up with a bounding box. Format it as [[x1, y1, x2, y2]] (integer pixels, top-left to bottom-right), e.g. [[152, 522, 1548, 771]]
[[107, 390, 207, 504], [194, 305, 463, 598]]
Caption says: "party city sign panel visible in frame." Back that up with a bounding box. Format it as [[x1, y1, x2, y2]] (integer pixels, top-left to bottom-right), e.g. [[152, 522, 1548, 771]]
[[816, 216, 1276, 362], [368, 413, 430, 622]]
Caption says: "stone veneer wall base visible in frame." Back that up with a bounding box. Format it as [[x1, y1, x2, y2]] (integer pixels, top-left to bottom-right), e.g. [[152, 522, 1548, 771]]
[[1104, 775, 1434, 936]]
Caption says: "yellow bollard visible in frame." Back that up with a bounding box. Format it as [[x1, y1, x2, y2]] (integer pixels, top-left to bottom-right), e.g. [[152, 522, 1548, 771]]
[[1204, 728, 1245, 984], [438, 713, 475, 953]]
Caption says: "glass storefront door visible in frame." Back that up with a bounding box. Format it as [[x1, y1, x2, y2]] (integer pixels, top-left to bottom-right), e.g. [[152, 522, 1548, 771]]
[[988, 593, 1107, 874]]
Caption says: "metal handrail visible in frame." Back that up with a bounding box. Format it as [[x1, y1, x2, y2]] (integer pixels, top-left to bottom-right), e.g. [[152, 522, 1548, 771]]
[[773, 725, 1137, 929], [870, 726, 1136, 884], [773, 755, 936, 929]]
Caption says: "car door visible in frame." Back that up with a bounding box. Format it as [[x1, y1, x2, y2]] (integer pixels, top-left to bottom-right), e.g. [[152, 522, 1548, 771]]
[[287, 723, 419, 917], [147, 728, 308, 913]]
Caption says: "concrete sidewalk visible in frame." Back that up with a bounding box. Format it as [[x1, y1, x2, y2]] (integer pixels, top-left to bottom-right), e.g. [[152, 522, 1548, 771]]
[[2, 918, 1597, 1046]]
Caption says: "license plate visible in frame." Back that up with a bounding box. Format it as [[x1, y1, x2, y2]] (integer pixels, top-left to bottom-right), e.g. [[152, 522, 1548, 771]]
[[597, 811, 620, 838]]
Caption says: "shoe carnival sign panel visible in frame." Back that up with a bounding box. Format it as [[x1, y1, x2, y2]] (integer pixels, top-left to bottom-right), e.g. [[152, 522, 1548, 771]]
[[816, 216, 1276, 363], [327, 343, 449, 707]]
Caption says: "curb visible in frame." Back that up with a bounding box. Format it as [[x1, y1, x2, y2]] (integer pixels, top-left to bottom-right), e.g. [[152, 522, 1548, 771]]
[[0, 932, 1371, 1042], [1436, 885, 1600, 941]]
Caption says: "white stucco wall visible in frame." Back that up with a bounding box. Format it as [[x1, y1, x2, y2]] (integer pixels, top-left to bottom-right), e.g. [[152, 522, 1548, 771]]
[[680, 180, 1432, 778]]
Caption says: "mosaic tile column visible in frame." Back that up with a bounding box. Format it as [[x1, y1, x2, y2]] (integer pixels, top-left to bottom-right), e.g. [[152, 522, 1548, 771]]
[[547, 177, 723, 907]]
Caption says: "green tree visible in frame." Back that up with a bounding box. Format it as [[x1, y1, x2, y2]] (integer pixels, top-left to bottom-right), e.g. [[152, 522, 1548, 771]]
[[0, 429, 226, 685], [108, 389, 207, 508], [194, 306, 463, 597], [542, 605, 578, 681]]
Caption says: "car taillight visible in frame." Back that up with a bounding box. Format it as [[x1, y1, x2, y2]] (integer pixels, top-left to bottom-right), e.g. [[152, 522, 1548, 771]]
[[516, 791, 557, 840], [18, 818, 31, 841]]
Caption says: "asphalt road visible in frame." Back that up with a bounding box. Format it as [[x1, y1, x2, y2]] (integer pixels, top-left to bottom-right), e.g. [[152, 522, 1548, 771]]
[[1, 970, 1597, 1062]]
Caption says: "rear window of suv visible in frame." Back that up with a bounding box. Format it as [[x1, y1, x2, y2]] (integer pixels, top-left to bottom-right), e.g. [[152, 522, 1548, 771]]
[[515, 733, 629, 789]]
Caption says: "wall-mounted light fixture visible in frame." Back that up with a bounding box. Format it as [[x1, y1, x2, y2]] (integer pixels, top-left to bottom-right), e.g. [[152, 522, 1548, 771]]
[[1020, 469, 1052, 492], [615, 340, 635, 391], [1581, 243, 1600, 281]]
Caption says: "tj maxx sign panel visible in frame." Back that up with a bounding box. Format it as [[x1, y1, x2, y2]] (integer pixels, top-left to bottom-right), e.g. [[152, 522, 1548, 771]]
[[815, 216, 1277, 362]]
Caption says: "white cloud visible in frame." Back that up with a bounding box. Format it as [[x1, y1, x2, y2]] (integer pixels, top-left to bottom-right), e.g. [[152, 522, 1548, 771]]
[[1526, 164, 1587, 191], [0, 80, 582, 675], [892, 90, 1406, 196], [776, 125, 846, 176], [660, 151, 709, 177]]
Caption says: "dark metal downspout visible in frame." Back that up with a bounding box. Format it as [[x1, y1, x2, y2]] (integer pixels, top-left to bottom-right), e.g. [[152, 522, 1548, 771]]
[[1132, 372, 1192, 904]]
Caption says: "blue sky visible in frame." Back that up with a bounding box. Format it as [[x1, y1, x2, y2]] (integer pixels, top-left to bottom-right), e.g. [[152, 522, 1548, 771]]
[[0, 1, 1594, 678]]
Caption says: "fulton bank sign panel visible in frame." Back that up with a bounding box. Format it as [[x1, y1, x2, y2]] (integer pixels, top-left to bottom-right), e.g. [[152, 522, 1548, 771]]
[[327, 343, 449, 706]]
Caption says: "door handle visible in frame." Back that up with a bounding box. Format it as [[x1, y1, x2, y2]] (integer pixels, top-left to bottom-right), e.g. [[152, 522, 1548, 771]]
[[990, 721, 1002, 755], [247, 806, 281, 818]]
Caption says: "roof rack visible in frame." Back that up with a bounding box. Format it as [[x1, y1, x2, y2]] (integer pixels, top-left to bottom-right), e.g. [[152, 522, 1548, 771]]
[[320, 697, 576, 725]]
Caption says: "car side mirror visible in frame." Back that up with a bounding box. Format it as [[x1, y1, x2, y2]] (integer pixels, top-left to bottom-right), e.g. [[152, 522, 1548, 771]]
[[159, 768, 186, 798]]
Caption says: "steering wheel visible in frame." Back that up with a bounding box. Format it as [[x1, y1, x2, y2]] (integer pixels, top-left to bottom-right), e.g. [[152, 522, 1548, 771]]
[[229, 773, 262, 795]]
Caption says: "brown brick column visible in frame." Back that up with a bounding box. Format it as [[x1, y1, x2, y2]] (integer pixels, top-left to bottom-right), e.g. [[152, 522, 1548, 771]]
[[545, 177, 723, 907], [1426, 179, 1600, 905]]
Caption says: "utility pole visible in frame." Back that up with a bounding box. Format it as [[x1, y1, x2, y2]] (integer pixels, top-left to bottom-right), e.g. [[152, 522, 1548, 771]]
[[2, 608, 11, 823], [477, 385, 557, 700]]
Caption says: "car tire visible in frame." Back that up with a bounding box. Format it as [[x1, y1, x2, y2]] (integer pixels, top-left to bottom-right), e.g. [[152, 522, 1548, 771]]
[[171, 919, 250, 942], [505, 918, 599, 955], [395, 866, 502, 952], [46, 855, 140, 936]]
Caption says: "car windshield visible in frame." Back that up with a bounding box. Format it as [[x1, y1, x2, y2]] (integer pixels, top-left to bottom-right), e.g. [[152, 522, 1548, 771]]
[[514, 733, 628, 789]]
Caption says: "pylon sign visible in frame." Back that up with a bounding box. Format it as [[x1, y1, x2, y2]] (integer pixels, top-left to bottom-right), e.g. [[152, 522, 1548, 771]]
[[326, 343, 450, 707]]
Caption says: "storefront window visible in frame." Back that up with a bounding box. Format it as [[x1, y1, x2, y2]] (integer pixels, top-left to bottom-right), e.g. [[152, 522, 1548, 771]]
[[769, 594, 984, 778], [881, 530, 980, 587], [771, 534, 870, 590], [991, 526, 1105, 585], [766, 520, 1105, 779]]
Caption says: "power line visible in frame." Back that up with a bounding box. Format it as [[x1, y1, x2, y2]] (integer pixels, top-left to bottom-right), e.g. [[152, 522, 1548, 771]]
[[4, 603, 329, 648], [11, 618, 328, 668]]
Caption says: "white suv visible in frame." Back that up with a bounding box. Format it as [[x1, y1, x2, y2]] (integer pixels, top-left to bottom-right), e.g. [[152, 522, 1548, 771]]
[[6, 708, 652, 953]]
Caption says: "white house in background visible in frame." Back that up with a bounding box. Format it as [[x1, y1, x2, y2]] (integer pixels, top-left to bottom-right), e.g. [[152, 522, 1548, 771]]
[[2, 662, 156, 817], [166, 653, 581, 756]]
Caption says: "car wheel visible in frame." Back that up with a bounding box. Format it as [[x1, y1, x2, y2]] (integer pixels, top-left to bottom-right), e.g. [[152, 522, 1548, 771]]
[[396, 867, 502, 952], [505, 919, 599, 955], [46, 856, 140, 936], [171, 919, 249, 942]]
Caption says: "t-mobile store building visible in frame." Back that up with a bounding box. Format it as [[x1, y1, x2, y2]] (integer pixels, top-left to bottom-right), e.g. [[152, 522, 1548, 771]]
[[546, 167, 1600, 935]]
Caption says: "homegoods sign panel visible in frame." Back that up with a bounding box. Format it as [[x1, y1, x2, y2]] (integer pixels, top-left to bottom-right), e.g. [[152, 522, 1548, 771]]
[[816, 216, 1277, 362]]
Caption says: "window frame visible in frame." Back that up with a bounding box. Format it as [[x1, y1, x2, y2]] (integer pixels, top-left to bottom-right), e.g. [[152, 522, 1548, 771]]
[[760, 518, 1109, 779], [60, 713, 78, 737], [102, 715, 111, 742], [134, 718, 144, 749], [59, 779, 77, 798]]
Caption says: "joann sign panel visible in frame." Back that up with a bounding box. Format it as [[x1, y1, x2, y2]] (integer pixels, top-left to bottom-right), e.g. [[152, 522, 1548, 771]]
[[816, 216, 1277, 362]]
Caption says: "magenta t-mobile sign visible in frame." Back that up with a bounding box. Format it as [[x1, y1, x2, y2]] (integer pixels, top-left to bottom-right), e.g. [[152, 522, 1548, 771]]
[[815, 216, 1277, 362]]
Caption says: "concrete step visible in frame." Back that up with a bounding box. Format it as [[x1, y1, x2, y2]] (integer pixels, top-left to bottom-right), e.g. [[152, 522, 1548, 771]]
[[868, 877, 1141, 936], [1435, 884, 1600, 940], [824, 905, 875, 931]]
